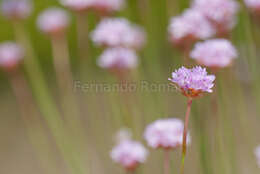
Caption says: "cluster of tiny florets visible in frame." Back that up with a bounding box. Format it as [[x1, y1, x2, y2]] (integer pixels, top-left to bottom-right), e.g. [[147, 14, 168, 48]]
[[169, 66, 215, 97], [190, 39, 238, 68]]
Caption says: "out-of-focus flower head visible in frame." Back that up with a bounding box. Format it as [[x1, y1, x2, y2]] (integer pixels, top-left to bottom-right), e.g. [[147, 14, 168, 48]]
[[37, 8, 70, 36], [1, 0, 32, 20], [89, 0, 125, 14], [168, 66, 215, 98], [144, 118, 191, 150], [244, 0, 260, 14], [0, 42, 24, 71], [168, 8, 215, 47], [91, 18, 146, 50], [98, 47, 138, 70], [59, 0, 92, 12], [190, 39, 238, 69], [111, 139, 148, 171], [255, 146, 260, 167], [192, 0, 239, 34]]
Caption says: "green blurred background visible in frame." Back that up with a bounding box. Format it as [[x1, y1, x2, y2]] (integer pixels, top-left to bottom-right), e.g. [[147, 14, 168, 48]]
[[1, 0, 260, 174]]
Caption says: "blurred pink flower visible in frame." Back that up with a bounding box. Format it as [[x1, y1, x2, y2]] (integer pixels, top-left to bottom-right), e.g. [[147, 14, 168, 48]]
[[111, 139, 148, 171], [244, 0, 260, 13], [0, 42, 24, 70], [98, 47, 138, 69], [168, 8, 215, 46], [190, 39, 238, 68], [144, 118, 190, 149], [60, 0, 92, 12], [169, 66, 215, 98], [255, 146, 260, 167], [192, 0, 239, 33], [89, 0, 125, 14], [1, 0, 32, 20], [37, 8, 70, 36], [91, 18, 146, 49]]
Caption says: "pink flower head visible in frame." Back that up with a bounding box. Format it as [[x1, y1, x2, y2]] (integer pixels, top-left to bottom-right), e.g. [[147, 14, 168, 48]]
[[244, 0, 260, 14], [0, 42, 24, 70], [37, 8, 70, 36], [144, 118, 191, 150], [190, 39, 238, 68], [89, 0, 125, 14], [111, 139, 148, 171], [1, 0, 32, 20], [168, 66, 215, 98], [255, 146, 260, 167], [192, 0, 239, 33], [59, 0, 92, 12], [98, 47, 138, 70], [91, 18, 146, 50], [168, 8, 215, 46]]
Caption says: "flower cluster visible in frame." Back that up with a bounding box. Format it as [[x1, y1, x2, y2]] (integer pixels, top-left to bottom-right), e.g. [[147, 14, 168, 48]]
[[169, 66, 215, 98], [37, 8, 70, 36], [244, 0, 260, 15], [0, 42, 24, 71], [1, 0, 32, 20], [111, 136, 148, 171], [144, 118, 190, 149], [190, 39, 238, 68]]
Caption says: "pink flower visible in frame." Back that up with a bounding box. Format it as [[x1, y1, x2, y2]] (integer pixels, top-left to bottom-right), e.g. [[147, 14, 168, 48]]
[[255, 146, 260, 167], [98, 47, 138, 69], [144, 118, 190, 149], [190, 39, 238, 68], [60, 0, 92, 12], [0, 42, 24, 70], [168, 8, 215, 45], [244, 0, 260, 13], [89, 0, 125, 14], [91, 18, 146, 50], [37, 8, 70, 36], [1, 0, 32, 20], [111, 139, 148, 171], [192, 0, 239, 33], [169, 66, 215, 98]]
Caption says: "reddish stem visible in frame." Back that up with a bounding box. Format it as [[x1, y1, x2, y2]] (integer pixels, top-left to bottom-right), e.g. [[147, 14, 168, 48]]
[[164, 150, 170, 174], [180, 98, 193, 174]]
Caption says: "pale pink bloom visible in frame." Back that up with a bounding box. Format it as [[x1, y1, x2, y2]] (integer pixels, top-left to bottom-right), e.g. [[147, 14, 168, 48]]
[[89, 0, 125, 13], [111, 139, 148, 170], [1, 0, 32, 20], [37, 8, 70, 35], [190, 39, 238, 68], [192, 0, 239, 32], [60, 0, 92, 12], [98, 47, 138, 69], [255, 146, 260, 167], [168, 8, 215, 45], [91, 18, 146, 49], [0, 42, 24, 69], [244, 0, 260, 13], [144, 118, 190, 149]]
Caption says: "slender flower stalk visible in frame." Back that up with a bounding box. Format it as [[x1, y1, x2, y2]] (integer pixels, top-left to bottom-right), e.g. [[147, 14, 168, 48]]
[[164, 150, 170, 174]]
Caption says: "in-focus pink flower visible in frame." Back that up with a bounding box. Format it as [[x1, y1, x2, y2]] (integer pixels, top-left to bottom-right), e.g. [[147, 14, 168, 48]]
[[111, 139, 148, 171], [91, 18, 146, 50], [89, 0, 125, 14], [192, 0, 239, 33], [98, 47, 138, 70], [37, 8, 70, 36], [0, 42, 24, 70], [244, 0, 260, 14], [1, 0, 32, 20], [190, 39, 238, 68], [168, 66, 215, 98], [168, 8, 215, 46], [144, 118, 191, 150], [59, 0, 92, 12], [255, 146, 260, 167]]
